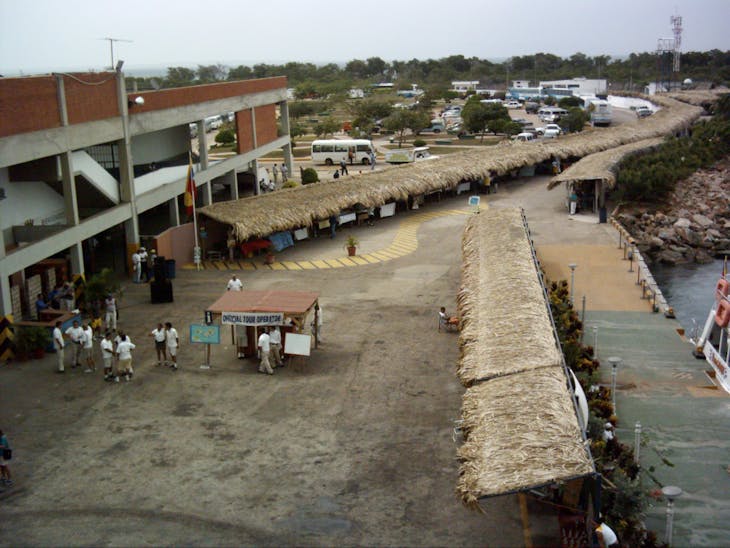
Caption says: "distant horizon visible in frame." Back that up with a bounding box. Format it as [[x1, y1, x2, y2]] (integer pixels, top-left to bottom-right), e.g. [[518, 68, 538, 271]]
[[1, 52, 649, 78]]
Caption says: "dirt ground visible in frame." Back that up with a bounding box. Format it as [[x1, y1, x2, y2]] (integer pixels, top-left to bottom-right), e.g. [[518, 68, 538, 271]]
[[0, 174, 613, 546]]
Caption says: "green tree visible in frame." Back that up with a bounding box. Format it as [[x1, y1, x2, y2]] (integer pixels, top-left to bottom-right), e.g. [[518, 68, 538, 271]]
[[197, 64, 228, 83], [462, 100, 510, 140], [288, 101, 317, 119], [215, 129, 236, 145], [313, 118, 340, 137], [165, 66, 195, 87], [558, 96, 583, 108], [384, 110, 429, 147], [544, 96, 557, 106], [562, 107, 589, 133], [228, 65, 253, 80]]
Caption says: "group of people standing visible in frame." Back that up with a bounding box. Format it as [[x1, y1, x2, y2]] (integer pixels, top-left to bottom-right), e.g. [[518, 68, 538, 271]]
[[256, 326, 284, 375], [131, 247, 157, 284]]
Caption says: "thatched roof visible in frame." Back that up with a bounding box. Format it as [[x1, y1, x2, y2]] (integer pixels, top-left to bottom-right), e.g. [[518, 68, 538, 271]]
[[456, 208, 593, 506], [546, 137, 665, 190], [457, 209, 562, 385], [457, 368, 594, 505], [666, 89, 728, 107], [198, 94, 701, 242]]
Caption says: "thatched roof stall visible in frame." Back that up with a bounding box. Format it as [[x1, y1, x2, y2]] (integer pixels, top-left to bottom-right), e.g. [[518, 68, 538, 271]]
[[457, 368, 594, 505], [546, 137, 665, 190], [666, 89, 728, 107], [457, 209, 562, 385], [198, 95, 701, 243], [456, 208, 594, 507]]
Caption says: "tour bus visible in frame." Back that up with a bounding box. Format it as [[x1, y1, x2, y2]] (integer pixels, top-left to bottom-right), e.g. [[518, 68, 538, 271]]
[[310, 139, 375, 165]]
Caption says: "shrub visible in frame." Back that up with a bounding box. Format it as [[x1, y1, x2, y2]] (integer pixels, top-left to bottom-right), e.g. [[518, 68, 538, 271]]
[[413, 138, 427, 147], [215, 129, 235, 144], [283, 180, 300, 188], [301, 167, 319, 184]]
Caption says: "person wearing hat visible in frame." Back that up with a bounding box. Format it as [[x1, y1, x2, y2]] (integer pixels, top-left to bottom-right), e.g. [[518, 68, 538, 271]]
[[147, 249, 157, 281]]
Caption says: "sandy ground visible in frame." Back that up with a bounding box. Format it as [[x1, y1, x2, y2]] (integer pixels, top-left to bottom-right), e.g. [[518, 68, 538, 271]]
[[0, 172, 657, 545]]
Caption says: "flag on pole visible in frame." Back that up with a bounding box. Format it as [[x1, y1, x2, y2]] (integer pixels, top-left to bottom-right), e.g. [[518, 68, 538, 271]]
[[184, 155, 196, 217]]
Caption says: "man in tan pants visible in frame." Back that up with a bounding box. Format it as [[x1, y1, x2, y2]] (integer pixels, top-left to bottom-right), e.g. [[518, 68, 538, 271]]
[[257, 328, 273, 375], [269, 326, 283, 367]]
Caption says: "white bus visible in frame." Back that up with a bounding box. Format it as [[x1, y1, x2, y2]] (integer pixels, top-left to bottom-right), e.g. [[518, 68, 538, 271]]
[[310, 139, 375, 166]]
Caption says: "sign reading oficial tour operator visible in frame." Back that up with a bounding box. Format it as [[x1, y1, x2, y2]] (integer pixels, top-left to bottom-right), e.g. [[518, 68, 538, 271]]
[[221, 311, 284, 326]]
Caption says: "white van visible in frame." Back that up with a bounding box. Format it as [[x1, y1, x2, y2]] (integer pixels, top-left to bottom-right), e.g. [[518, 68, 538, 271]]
[[310, 139, 375, 165], [512, 132, 535, 142]]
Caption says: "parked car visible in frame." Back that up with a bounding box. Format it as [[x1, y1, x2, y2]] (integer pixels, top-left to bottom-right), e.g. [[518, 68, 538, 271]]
[[524, 101, 540, 114], [512, 132, 536, 142], [542, 128, 560, 139], [505, 100, 522, 109], [636, 107, 653, 118], [536, 123, 562, 136]]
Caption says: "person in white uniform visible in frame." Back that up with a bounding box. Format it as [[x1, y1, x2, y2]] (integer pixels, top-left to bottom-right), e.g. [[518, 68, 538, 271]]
[[269, 326, 283, 367], [165, 322, 179, 370], [64, 320, 84, 368], [227, 275, 243, 291], [257, 328, 273, 375], [53, 320, 65, 373]]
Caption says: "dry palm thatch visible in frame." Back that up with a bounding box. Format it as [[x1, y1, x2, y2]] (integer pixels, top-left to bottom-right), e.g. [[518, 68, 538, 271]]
[[198, 94, 701, 242], [456, 367, 594, 506], [546, 137, 665, 190], [455, 208, 593, 506], [457, 209, 562, 386], [666, 89, 729, 106]]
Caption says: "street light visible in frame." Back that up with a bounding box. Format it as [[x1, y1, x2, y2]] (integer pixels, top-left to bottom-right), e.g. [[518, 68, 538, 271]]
[[568, 263, 577, 304], [607, 356, 622, 414], [662, 485, 683, 545]]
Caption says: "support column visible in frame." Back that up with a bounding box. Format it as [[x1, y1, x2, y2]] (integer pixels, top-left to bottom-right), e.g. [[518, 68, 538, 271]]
[[227, 169, 238, 200], [198, 121, 209, 170], [251, 159, 260, 195], [169, 197, 180, 226], [203, 181, 212, 206], [116, 69, 139, 251], [279, 101, 294, 175], [0, 271, 11, 316], [56, 75, 85, 277]]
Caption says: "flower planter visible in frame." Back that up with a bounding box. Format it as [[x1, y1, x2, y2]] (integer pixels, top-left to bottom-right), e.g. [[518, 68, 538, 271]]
[[347, 246, 357, 256]]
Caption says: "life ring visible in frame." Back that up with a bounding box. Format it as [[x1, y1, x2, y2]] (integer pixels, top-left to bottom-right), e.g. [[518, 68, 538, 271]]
[[715, 299, 730, 327], [716, 278, 730, 300]]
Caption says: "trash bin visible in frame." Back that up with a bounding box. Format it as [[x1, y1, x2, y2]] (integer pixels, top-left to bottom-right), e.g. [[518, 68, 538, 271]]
[[599, 207, 608, 224], [165, 259, 176, 279]]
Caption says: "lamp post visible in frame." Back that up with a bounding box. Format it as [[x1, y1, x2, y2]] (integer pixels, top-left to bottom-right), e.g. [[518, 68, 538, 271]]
[[568, 263, 577, 305], [662, 485, 683, 546], [607, 356, 622, 414]]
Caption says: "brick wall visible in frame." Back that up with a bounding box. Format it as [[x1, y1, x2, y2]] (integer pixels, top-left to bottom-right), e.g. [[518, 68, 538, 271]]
[[0, 72, 120, 138], [235, 105, 279, 154], [134, 77, 286, 113]]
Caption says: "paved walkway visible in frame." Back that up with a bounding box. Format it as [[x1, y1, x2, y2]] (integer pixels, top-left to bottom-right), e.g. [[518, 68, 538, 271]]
[[185, 208, 472, 271]]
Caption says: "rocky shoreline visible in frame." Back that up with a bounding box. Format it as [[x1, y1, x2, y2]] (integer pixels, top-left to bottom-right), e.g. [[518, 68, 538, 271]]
[[615, 158, 730, 265]]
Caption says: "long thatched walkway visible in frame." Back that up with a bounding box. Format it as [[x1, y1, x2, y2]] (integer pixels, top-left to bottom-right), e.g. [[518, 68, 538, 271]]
[[183, 208, 472, 271]]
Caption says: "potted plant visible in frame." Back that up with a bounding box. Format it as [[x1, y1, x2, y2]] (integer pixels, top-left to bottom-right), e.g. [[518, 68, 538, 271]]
[[344, 235, 359, 256], [14, 326, 51, 360]]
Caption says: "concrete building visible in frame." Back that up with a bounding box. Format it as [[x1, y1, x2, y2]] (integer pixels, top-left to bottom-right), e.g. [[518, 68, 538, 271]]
[[512, 80, 531, 89], [450, 81, 480, 94], [539, 77, 607, 96], [0, 70, 290, 317]]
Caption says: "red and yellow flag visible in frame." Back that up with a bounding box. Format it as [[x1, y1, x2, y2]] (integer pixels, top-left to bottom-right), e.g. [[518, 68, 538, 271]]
[[184, 155, 196, 217]]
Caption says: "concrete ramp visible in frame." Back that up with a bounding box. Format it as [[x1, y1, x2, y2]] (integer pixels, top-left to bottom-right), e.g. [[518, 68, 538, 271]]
[[71, 151, 120, 203]]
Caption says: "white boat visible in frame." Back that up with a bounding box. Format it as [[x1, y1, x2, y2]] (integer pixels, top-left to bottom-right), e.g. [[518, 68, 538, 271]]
[[691, 271, 730, 394]]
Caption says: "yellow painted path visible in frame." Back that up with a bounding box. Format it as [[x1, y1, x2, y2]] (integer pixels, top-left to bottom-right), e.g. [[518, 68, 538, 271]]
[[183, 208, 473, 271]]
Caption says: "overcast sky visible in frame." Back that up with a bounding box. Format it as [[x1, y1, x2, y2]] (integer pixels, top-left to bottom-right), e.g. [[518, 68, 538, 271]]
[[1, 0, 729, 75]]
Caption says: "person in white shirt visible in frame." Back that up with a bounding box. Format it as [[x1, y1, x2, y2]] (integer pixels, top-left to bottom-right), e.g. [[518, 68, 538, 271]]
[[104, 294, 117, 331], [602, 422, 615, 443], [227, 275, 243, 291], [100, 332, 115, 381], [82, 322, 95, 373], [53, 320, 65, 373], [165, 322, 179, 370], [131, 250, 141, 283], [150, 323, 167, 366], [64, 320, 84, 368], [115, 333, 136, 382], [269, 326, 283, 367], [138, 247, 149, 282], [257, 328, 273, 375]]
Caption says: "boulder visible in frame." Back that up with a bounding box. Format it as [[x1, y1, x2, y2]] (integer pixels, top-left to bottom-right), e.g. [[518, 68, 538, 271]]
[[657, 228, 676, 241], [694, 249, 715, 264], [657, 250, 686, 265], [692, 213, 714, 228], [674, 217, 691, 229], [648, 236, 665, 249], [706, 228, 723, 240]]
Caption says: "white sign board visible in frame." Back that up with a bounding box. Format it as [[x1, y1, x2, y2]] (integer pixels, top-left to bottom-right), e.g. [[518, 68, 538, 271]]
[[284, 333, 311, 356], [221, 311, 284, 326]]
